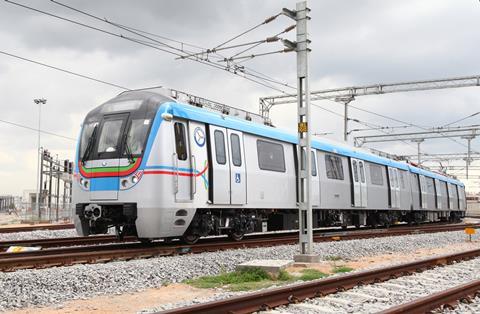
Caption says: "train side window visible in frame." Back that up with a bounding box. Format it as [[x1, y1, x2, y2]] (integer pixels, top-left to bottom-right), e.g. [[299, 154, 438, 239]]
[[359, 161, 365, 183], [301, 150, 317, 176], [388, 168, 394, 187], [174, 122, 187, 161], [352, 160, 359, 182], [311, 151, 317, 176], [214, 130, 226, 165], [257, 140, 286, 172], [427, 178, 435, 194], [325, 154, 344, 180], [230, 133, 242, 166], [399, 171, 405, 189], [370, 164, 383, 185]]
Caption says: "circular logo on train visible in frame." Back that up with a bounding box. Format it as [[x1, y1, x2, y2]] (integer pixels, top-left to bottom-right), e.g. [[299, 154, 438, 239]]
[[194, 127, 206, 147]]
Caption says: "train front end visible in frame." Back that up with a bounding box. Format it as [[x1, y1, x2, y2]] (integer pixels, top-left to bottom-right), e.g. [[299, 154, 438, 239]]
[[73, 90, 170, 239]]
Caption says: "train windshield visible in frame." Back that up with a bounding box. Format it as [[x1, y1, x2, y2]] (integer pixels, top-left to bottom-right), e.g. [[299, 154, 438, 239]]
[[124, 119, 151, 155], [97, 119, 124, 154], [79, 122, 98, 158]]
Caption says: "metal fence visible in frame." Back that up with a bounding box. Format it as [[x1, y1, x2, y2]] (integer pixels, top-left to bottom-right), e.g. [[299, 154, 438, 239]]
[[4, 202, 73, 224]]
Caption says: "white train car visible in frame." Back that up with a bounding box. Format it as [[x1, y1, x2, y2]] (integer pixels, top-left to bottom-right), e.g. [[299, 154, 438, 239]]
[[73, 88, 466, 243]]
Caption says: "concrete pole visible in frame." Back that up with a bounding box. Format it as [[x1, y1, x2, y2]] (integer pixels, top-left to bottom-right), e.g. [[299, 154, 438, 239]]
[[411, 139, 424, 165], [293, 1, 313, 256], [34, 98, 46, 221], [344, 103, 348, 142], [462, 135, 476, 179]]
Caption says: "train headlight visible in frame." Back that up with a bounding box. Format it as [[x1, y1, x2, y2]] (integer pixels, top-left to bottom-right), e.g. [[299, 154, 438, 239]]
[[121, 179, 129, 188], [80, 178, 89, 189], [131, 176, 139, 184]]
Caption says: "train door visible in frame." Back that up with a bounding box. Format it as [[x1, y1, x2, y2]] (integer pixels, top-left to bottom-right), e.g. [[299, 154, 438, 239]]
[[227, 129, 246, 205], [299, 149, 320, 206], [208, 125, 230, 204], [447, 183, 454, 209], [350, 158, 364, 207], [434, 178, 442, 209], [358, 160, 367, 207], [393, 168, 401, 208], [173, 120, 192, 202], [188, 122, 208, 203], [311, 150, 320, 207], [419, 175, 427, 209], [387, 167, 399, 208]]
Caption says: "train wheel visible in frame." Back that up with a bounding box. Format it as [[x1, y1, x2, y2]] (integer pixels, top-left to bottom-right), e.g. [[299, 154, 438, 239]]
[[139, 238, 152, 244], [182, 234, 200, 245], [228, 231, 245, 241]]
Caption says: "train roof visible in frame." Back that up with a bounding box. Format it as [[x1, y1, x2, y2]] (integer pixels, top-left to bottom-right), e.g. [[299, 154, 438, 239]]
[[107, 89, 463, 186], [163, 101, 464, 186]]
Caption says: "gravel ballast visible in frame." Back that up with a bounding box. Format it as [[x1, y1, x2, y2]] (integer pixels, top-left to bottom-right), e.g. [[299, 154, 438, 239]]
[[0, 229, 78, 242], [0, 230, 476, 310], [274, 257, 480, 313]]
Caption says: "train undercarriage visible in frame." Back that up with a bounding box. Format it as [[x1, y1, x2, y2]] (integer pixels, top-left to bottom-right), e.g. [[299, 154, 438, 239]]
[[76, 203, 464, 245]]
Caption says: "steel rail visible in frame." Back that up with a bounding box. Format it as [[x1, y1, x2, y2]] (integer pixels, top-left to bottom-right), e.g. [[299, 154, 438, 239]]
[[380, 279, 480, 314], [0, 221, 473, 250], [0, 223, 74, 233], [0, 235, 135, 250], [160, 248, 480, 314], [0, 223, 477, 271]]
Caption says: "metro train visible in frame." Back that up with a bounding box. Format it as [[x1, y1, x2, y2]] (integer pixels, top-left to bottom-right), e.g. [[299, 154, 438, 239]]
[[73, 88, 466, 244]]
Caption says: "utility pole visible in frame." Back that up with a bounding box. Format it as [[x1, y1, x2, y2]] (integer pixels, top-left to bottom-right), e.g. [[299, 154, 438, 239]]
[[462, 135, 476, 179], [284, 1, 317, 261], [335, 96, 354, 142], [34, 98, 46, 221], [411, 139, 424, 165]]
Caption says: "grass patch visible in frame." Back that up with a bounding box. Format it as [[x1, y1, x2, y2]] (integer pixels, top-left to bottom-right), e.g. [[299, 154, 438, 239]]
[[186, 267, 270, 289], [299, 268, 327, 281], [186, 267, 297, 291], [278, 269, 293, 281], [324, 255, 342, 261], [332, 266, 353, 273]]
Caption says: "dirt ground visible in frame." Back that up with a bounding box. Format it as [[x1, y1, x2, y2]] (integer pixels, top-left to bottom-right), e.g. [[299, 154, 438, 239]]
[[0, 213, 21, 226], [288, 239, 480, 275], [7, 284, 216, 314]]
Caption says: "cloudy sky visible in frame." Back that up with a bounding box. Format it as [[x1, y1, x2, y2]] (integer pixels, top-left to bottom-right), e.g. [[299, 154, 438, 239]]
[[0, 0, 479, 197]]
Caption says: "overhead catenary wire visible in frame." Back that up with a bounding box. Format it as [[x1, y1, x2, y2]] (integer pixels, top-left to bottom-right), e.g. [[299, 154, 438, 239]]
[[47, 0, 298, 92], [7, 0, 435, 156], [348, 103, 480, 154], [51, 0, 297, 90], [6, 0, 291, 94], [442, 111, 480, 127], [0, 50, 130, 90], [0, 119, 76, 141], [310, 103, 419, 152], [213, 13, 281, 50], [226, 25, 297, 62]]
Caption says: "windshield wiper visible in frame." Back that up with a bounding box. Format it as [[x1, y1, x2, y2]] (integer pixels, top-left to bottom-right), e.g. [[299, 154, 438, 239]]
[[123, 133, 135, 164], [81, 125, 98, 164]]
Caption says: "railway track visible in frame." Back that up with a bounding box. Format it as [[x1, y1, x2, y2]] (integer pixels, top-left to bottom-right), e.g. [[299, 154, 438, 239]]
[[161, 248, 480, 314], [0, 223, 477, 272], [0, 223, 74, 233], [381, 279, 480, 313], [0, 222, 477, 251]]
